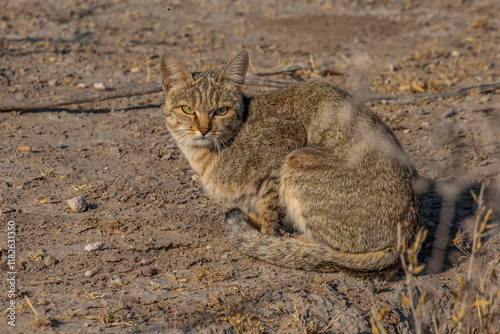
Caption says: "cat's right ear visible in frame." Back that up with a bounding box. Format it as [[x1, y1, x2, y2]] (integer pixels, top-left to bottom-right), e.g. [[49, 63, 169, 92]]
[[217, 50, 249, 91], [160, 52, 194, 92]]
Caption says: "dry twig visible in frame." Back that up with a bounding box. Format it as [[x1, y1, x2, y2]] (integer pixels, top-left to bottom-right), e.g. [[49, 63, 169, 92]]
[[0, 68, 304, 111], [397, 225, 428, 334]]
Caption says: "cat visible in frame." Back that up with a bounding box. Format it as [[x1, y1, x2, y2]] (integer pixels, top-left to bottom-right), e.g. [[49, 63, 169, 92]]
[[160, 50, 422, 277]]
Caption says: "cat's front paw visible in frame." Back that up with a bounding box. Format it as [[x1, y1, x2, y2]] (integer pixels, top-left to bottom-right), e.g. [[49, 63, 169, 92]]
[[260, 221, 279, 237], [248, 212, 278, 236]]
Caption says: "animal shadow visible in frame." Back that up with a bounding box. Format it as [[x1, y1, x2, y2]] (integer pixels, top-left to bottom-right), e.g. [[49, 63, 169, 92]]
[[418, 177, 499, 275]]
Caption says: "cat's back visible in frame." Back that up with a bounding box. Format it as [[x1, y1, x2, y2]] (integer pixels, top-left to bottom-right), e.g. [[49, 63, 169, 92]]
[[247, 81, 349, 121], [247, 81, 395, 149]]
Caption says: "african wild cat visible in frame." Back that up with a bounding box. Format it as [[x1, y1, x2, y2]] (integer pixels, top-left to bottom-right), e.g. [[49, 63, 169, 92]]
[[160, 50, 422, 277]]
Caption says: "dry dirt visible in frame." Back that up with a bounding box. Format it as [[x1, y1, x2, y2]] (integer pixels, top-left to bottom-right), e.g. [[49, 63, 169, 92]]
[[1, 0, 500, 333]]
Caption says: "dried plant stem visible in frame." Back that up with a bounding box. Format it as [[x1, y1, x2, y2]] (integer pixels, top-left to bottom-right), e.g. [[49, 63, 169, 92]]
[[397, 225, 416, 329], [400, 258, 423, 334], [397, 224, 427, 334], [370, 300, 389, 334], [468, 183, 486, 282], [25, 295, 39, 316], [453, 181, 497, 333]]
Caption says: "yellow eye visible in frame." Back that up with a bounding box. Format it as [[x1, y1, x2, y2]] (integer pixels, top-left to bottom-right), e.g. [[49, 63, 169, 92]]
[[181, 105, 195, 114], [215, 107, 229, 116]]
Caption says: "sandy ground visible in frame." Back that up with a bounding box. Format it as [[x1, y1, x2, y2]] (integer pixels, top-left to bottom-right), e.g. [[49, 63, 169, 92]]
[[1, 0, 500, 333]]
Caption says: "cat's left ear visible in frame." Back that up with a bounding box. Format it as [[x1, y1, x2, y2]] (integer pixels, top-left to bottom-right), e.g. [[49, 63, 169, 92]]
[[217, 50, 249, 91], [160, 52, 194, 92]]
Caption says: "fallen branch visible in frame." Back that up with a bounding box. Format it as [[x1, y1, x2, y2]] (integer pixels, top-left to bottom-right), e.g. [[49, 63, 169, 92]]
[[363, 80, 500, 104], [1, 81, 162, 112], [245, 73, 297, 87], [0, 75, 299, 112], [1, 69, 499, 111], [253, 63, 310, 76]]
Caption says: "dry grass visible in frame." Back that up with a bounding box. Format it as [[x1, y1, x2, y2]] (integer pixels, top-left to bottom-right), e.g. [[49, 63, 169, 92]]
[[453, 229, 474, 258], [396, 226, 429, 334], [84, 296, 135, 328], [72, 181, 106, 193], [27, 250, 45, 261], [25, 295, 57, 328], [282, 296, 340, 334], [204, 286, 264, 332], [450, 182, 499, 333], [372, 48, 496, 96], [381, 182, 499, 334], [370, 301, 389, 334], [194, 263, 231, 284], [203, 285, 341, 333], [40, 167, 76, 179]]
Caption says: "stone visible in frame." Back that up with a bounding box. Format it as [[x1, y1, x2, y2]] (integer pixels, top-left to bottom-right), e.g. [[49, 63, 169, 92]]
[[68, 196, 87, 213], [84, 242, 103, 252], [84, 269, 97, 278]]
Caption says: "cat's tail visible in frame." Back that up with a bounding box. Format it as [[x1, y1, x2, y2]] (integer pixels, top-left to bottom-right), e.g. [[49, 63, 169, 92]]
[[225, 208, 400, 277]]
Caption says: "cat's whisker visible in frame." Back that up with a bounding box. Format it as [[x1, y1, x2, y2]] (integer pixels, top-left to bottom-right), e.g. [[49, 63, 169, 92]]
[[218, 136, 231, 160], [215, 139, 223, 160], [173, 131, 193, 155]]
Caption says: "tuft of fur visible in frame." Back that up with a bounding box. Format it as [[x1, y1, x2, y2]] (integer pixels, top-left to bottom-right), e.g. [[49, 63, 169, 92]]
[[161, 50, 423, 277]]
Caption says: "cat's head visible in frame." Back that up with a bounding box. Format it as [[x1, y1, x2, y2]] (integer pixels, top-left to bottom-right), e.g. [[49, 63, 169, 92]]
[[160, 51, 249, 151]]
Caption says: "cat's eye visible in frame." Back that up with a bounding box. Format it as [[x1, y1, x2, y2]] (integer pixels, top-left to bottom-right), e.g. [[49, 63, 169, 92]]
[[215, 107, 229, 116], [181, 105, 195, 115]]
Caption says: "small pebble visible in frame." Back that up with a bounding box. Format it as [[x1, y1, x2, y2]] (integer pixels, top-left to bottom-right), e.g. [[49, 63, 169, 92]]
[[68, 196, 87, 213], [403, 129, 411, 134], [140, 267, 158, 277], [161, 152, 173, 160], [111, 277, 123, 285], [18, 145, 33, 151], [84, 269, 97, 278], [445, 108, 459, 118], [48, 79, 58, 86], [43, 255, 56, 266], [76, 83, 86, 88], [130, 66, 140, 73], [94, 82, 106, 90], [140, 259, 153, 266], [84, 242, 103, 252]]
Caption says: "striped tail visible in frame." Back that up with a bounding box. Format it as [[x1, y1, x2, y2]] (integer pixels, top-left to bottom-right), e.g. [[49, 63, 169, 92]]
[[225, 208, 400, 277]]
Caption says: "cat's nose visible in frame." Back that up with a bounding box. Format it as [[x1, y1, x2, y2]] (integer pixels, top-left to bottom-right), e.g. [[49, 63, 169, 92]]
[[199, 128, 210, 136]]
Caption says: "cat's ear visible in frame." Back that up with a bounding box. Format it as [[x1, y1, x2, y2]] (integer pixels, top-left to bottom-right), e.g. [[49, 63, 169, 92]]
[[160, 52, 194, 92], [217, 50, 249, 91]]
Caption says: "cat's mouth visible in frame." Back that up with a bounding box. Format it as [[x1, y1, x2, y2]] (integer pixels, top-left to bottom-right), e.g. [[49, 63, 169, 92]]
[[191, 136, 214, 148]]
